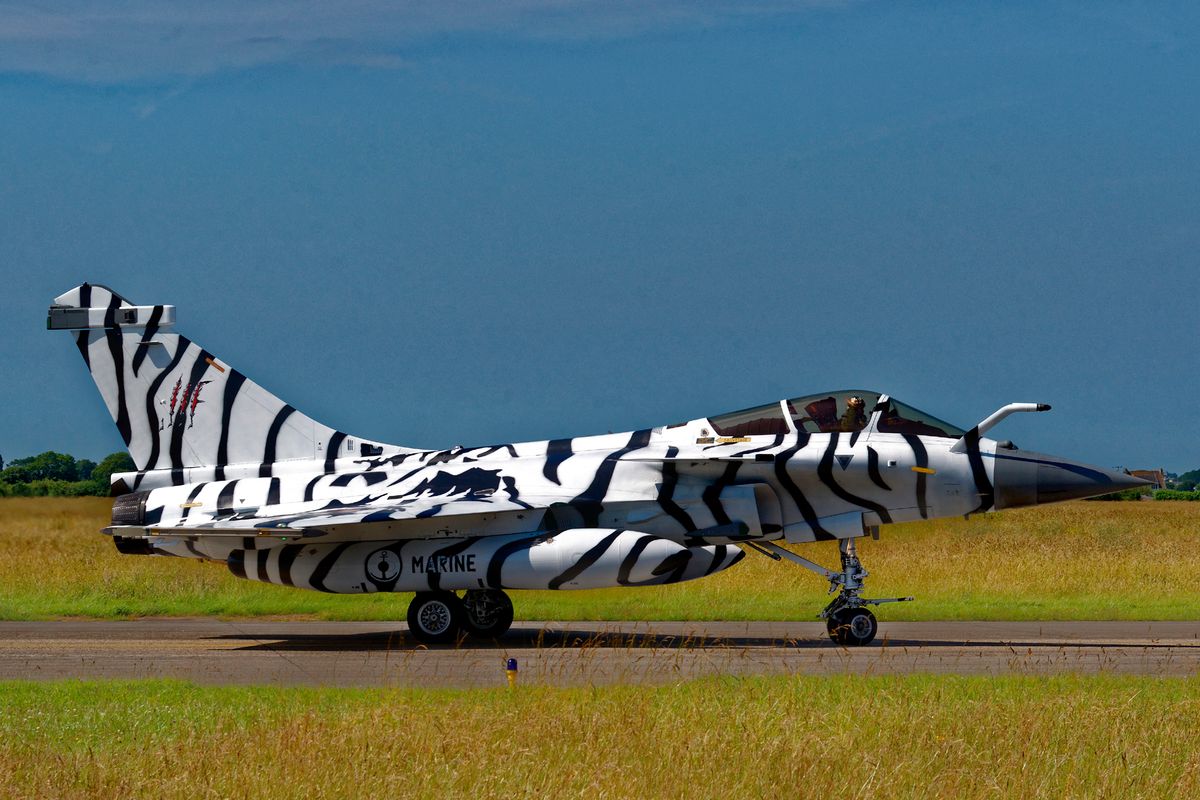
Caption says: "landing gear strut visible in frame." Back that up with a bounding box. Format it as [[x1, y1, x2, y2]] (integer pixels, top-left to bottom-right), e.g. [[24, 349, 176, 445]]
[[750, 537, 912, 646], [462, 589, 514, 639], [406, 589, 515, 644]]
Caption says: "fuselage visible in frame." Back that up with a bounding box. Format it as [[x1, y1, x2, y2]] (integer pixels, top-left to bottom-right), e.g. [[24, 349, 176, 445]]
[[116, 413, 1041, 562], [106, 383, 1144, 599], [51, 284, 1147, 643]]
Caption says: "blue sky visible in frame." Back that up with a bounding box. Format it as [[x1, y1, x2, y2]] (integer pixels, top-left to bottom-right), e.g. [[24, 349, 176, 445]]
[[0, 1, 1196, 471]]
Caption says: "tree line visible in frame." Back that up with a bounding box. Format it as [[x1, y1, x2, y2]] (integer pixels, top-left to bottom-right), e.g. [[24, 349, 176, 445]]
[[1172, 469, 1200, 492], [0, 451, 135, 497]]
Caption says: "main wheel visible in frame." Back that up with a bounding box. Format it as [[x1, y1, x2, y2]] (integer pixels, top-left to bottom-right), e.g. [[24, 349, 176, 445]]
[[462, 589, 514, 639], [826, 607, 878, 646], [407, 591, 464, 644]]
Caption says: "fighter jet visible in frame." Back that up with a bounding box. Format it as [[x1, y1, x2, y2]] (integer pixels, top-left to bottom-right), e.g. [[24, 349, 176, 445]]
[[48, 284, 1146, 645]]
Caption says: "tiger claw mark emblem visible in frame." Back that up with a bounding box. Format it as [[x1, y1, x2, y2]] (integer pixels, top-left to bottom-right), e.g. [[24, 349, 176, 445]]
[[164, 379, 212, 429], [188, 380, 210, 428], [168, 378, 182, 420]]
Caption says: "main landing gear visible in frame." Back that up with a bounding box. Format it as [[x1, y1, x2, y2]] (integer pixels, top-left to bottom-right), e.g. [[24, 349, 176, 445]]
[[406, 589, 515, 645], [749, 536, 912, 646]]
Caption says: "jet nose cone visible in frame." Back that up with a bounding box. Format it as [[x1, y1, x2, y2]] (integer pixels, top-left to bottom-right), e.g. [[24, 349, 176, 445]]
[[993, 451, 1150, 509], [1034, 461, 1149, 504]]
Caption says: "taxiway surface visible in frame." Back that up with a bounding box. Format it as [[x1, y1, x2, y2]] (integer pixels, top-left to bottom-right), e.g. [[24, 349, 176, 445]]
[[2, 620, 1199, 687]]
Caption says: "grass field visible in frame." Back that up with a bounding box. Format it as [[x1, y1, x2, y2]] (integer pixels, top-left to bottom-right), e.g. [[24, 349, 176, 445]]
[[1, 497, 1197, 621], [1, 675, 1198, 798]]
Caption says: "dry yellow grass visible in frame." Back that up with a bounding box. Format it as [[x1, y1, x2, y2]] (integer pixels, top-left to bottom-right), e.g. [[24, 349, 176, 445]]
[[1, 675, 1199, 799], [2, 500, 1197, 797], [0, 497, 1196, 620]]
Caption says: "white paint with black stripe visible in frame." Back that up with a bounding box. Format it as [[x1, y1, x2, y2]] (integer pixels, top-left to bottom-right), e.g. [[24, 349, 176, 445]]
[[51, 283, 1148, 645]]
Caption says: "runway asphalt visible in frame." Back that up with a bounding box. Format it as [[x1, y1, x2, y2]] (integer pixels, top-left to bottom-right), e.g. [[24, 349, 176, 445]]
[[2, 620, 1200, 687]]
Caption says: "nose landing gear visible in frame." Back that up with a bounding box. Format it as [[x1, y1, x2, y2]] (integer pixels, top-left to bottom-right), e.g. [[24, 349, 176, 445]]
[[826, 606, 878, 647], [751, 536, 912, 646]]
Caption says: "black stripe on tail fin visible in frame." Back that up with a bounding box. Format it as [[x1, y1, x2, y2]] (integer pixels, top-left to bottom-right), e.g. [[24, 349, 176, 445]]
[[49, 283, 409, 487]]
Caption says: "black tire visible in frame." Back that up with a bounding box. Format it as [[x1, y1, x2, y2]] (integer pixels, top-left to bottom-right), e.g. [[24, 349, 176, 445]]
[[406, 591, 464, 644], [461, 589, 515, 639], [826, 607, 878, 646]]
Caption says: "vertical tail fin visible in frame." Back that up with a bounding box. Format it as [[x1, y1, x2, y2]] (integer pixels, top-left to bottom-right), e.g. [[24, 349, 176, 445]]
[[49, 283, 406, 487]]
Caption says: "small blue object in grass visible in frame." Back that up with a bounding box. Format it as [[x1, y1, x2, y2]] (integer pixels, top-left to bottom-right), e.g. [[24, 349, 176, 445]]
[[505, 657, 518, 688]]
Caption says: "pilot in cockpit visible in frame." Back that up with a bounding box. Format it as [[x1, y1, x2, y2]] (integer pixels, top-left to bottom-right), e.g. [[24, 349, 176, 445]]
[[839, 395, 868, 432]]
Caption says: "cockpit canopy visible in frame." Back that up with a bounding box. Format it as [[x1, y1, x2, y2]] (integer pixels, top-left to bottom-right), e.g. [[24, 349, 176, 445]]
[[707, 390, 966, 439]]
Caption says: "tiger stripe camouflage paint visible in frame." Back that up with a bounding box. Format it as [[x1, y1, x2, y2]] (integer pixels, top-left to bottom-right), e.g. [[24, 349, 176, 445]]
[[50, 283, 1145, 603], [224, 530, 743, 594]]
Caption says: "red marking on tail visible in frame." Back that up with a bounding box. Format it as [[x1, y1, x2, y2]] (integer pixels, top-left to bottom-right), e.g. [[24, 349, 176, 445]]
[[188, 381, 212, 428], [168, 379, 182, 420]]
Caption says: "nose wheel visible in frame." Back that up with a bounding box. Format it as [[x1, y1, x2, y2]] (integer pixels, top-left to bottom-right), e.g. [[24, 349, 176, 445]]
[[826, 606, 878, 646], [748, 536, 912, 646]]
